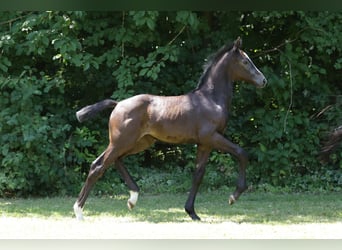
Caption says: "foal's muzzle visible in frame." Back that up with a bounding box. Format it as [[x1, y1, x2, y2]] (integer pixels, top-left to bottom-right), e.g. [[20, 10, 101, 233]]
[[255, 77, 267, 88]]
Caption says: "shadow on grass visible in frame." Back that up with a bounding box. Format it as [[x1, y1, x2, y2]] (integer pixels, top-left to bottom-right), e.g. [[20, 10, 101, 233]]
[[0, 191, 341, 224], [124, 192, 342, 224]]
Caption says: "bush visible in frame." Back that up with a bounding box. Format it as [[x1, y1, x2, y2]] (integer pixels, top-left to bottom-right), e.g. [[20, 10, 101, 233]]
[[0, 11, 341, 197]]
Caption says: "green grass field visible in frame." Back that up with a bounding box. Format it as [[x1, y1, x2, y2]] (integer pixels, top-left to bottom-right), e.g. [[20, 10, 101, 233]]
[[1, 190, 341, 224]]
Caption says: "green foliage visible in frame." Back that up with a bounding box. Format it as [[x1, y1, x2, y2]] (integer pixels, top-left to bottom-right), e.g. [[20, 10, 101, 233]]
[[0, 68, 71, 196], [0, 11, 341, 197], [229, 11, 342, 191]]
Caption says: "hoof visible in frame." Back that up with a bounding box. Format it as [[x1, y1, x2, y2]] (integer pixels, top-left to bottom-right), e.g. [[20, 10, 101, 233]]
[[228, 195, 236, 205], [185, 208, 201, 221], [190, 214, 201, 221], [127, 201, 135, 210], [73, 202, 84, 221]]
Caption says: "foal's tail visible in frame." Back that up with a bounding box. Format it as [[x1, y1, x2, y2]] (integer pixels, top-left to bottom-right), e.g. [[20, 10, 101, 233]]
[[76, 99, 118, 122]]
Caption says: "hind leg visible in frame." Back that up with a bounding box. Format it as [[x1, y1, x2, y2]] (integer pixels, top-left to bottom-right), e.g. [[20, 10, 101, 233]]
[[206, 132, 248, 204], [74, 145, 117, 220], [115, 160, 140, 210], [116, 135, 155, 210]]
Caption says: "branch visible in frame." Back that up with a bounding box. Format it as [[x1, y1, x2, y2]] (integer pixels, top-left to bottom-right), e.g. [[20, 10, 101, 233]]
[[167, 25, 186, 46], [283, 61, 293, 133], [253, 27, 326, 58], [0, 12, 33, 26], [121, 11, 125, 58]]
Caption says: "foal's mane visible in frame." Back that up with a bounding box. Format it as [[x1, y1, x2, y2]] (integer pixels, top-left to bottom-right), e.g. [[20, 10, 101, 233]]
[[194, 41, 235, 91]]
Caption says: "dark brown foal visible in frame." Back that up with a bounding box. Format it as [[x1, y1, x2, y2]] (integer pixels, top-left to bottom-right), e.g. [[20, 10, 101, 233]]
[[74, 37, 267, 220]]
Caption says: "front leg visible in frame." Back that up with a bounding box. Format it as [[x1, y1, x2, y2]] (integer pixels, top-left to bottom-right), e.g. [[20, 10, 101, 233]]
[[184, 146, 211, 220]]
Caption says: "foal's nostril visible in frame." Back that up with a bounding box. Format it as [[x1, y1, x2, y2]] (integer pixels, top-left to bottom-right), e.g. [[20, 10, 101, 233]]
[[263, 78, 267, 86]]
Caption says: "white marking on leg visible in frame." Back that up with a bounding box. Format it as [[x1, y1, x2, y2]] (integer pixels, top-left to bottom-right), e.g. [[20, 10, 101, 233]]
[[73, 202, 84, 221], [229, 194, 236, 205], [127, 191, 139, 210]]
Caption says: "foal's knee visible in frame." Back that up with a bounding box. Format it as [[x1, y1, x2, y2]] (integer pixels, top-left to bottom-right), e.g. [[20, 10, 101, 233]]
[[236, 147, 248, 163], [236, 147, 248, 157]]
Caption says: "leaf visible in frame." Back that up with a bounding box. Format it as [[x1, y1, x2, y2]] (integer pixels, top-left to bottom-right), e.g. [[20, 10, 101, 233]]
[[72, 54, 82, 67], [259, 143, 267, 152], [146, 18, 155, 30], [0, 63, 8, 72], [139, 68, 149, 77], [2, 144, 9, 155], [83, 62, 90, 71]]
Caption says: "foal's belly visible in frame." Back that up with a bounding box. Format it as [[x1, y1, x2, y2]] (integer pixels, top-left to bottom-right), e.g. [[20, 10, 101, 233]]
[[148, 121, 198, 144], [156, 134, 198, 144]]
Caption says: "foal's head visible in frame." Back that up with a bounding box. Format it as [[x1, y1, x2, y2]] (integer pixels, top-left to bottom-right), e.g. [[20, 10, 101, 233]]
[[228, 37, 267, 88]]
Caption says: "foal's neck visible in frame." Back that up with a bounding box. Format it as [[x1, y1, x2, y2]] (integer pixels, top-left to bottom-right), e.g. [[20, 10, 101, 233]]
[[198, 53, 233, 108]]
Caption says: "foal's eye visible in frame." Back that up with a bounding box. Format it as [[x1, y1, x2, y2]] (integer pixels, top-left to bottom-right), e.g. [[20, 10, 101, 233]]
[[243, 60, 248, 65]]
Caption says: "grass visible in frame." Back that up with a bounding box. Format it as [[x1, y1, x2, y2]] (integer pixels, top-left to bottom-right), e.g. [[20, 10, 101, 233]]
[[0, 190, 341, 225]]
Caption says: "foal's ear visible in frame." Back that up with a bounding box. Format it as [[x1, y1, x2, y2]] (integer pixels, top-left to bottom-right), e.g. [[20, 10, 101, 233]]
[[233, 37, 242, 51]]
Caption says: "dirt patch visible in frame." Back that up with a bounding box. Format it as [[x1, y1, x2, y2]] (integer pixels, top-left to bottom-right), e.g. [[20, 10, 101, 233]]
[[0, 216, 341, 239]]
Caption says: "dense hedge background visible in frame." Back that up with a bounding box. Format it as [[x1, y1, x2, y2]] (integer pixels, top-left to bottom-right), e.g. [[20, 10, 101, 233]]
[[0, 11, 341, 197]]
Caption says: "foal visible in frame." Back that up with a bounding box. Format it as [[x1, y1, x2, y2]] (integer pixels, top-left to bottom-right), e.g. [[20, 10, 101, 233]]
[[74, 37, 267, 220]]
